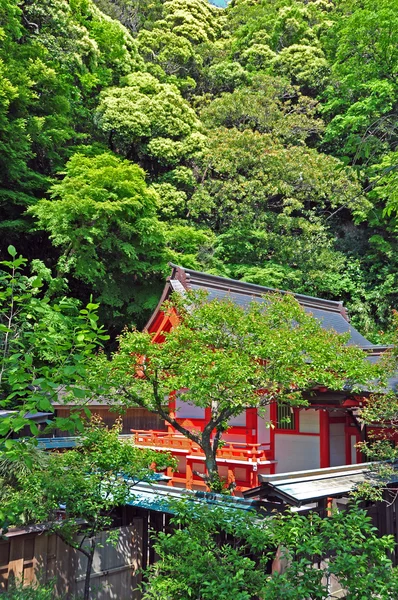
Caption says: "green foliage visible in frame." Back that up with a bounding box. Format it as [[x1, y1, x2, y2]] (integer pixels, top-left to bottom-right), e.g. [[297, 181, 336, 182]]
[[142, 500, 398, 599], [95, 290, 377, 489], [95, 72, 204, 167], [1, 0, 398, 340], [190, 126, 368, 228], [0, 247, 108, 441], [135, 0, 227, 89], [274, 44, 329, 92], [1, 417, 175, 599], [205, 61, 249, 93], [165, 224, 215, 269], [2, 579, 58, 600], [354, 315, 398, 500], [0, 0, 141, 255], [321, 0, 398, 163], [29, 151, 169, 327], [201, 75, 324, 144], [159, 0, 225, 45], [1, 416, 174, 530], [138, 28, 199, 82], [92, 0, 164, 34]]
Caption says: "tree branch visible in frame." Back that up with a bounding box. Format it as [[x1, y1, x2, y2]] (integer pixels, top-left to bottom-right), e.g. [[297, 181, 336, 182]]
[[55, 531, 91, 560]]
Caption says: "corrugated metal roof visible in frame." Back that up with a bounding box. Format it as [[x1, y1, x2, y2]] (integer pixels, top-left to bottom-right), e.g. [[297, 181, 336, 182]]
[[244, 463, 398, 506]]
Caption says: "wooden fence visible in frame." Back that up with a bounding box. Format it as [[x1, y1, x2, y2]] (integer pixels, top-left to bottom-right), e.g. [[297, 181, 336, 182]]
[[0, 506, 170, 599], [1, 495, 398, 599]]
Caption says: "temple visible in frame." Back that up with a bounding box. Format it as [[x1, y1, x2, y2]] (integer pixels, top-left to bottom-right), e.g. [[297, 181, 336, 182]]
[[130, 264, 397, 492]]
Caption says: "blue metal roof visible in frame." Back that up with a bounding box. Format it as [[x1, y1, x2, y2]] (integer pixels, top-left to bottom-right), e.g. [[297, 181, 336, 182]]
[[127, 481, 266, 513], [38, 437, 78, 449]]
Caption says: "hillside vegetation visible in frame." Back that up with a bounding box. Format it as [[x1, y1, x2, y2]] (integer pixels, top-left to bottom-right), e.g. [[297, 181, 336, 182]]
[[1, 0, 397, 341]]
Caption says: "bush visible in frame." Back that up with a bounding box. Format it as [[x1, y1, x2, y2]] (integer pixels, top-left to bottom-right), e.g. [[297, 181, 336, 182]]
[[3, 580, 58, 600]]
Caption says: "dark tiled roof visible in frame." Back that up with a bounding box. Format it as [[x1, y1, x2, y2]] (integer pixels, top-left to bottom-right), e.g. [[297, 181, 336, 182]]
[[170, 264, 373, 348], [189, 283, 371, 347], [143, 265, 396, 392]]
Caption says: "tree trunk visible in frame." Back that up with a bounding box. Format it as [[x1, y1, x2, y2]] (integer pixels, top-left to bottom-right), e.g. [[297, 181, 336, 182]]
[[201, 431, 222, 492], [204, 453, 222, 492], [83, 539, 95, 600]]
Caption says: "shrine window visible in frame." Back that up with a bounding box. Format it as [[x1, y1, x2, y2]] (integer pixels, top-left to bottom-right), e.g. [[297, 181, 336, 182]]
[[277, 404, 296, 430]]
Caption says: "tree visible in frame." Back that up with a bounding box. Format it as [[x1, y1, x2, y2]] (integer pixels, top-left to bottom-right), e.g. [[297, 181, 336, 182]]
[[95, 290, 377, 491], [321, 0, 398, 164], [29, 151, 169, 329], [189, 127, 368, 232], [92, 0, 164, 35], [353, 314, 398, 500], [201, 75, 324, 145], [142, 500, 398, 599], [94, 72, 204, 169], [1, 417, 175, 600], [0, 0, 141, 257], [0, 246, 108, 442], [274, 43, 329, 92]]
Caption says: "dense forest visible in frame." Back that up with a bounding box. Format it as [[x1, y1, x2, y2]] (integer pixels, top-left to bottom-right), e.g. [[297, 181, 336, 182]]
[[1, 0, 397, 342]]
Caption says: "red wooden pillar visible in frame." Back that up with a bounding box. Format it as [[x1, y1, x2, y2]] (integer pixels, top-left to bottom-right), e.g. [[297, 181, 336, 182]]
[[319, 410, 330, 468], [345, 415, 352, 465], [246, 408, 258, 444], [186, 459, 193, 490]]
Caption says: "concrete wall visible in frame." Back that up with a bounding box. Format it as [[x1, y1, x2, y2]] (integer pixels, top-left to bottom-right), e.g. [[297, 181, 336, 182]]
[[275, 434, 320, 473], [257, 406, 271, 445], [299, 409, 320, 434], [329, 423, 346, 467]]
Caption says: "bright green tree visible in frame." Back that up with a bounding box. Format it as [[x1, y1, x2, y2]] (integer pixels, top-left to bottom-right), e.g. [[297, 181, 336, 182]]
[[322, 0, 398, 164], [142, 500, 398, 600], [190, 127, 368, 231], [29, 151, 169, 328], [0, 0, 142, 256], [95, 72, 204, 168], [0, 246, 108, 442], [95, 290, 377, 491], [201, 75, 324, 145]]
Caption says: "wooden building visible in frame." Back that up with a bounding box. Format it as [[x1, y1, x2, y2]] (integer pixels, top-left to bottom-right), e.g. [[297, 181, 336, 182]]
[[50, 400, 166, 437], [131, 264, 397, 492]]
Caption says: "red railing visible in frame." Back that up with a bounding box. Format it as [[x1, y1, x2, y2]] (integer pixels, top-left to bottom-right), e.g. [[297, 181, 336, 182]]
[[131, 429, 271, 462]]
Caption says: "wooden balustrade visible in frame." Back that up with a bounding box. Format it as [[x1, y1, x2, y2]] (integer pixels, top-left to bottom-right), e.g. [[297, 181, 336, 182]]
[[131, 429, 271, 462]]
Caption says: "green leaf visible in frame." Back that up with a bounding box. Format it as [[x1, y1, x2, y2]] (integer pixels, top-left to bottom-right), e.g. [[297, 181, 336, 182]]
[[29, 422, 40, 435], [31, 277, 42, 288], [72, 387, 88, 399]]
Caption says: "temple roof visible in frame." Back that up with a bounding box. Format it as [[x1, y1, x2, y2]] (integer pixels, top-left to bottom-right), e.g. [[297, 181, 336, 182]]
[[144, 264, 397, 392], [147, 264, 376, 348]]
